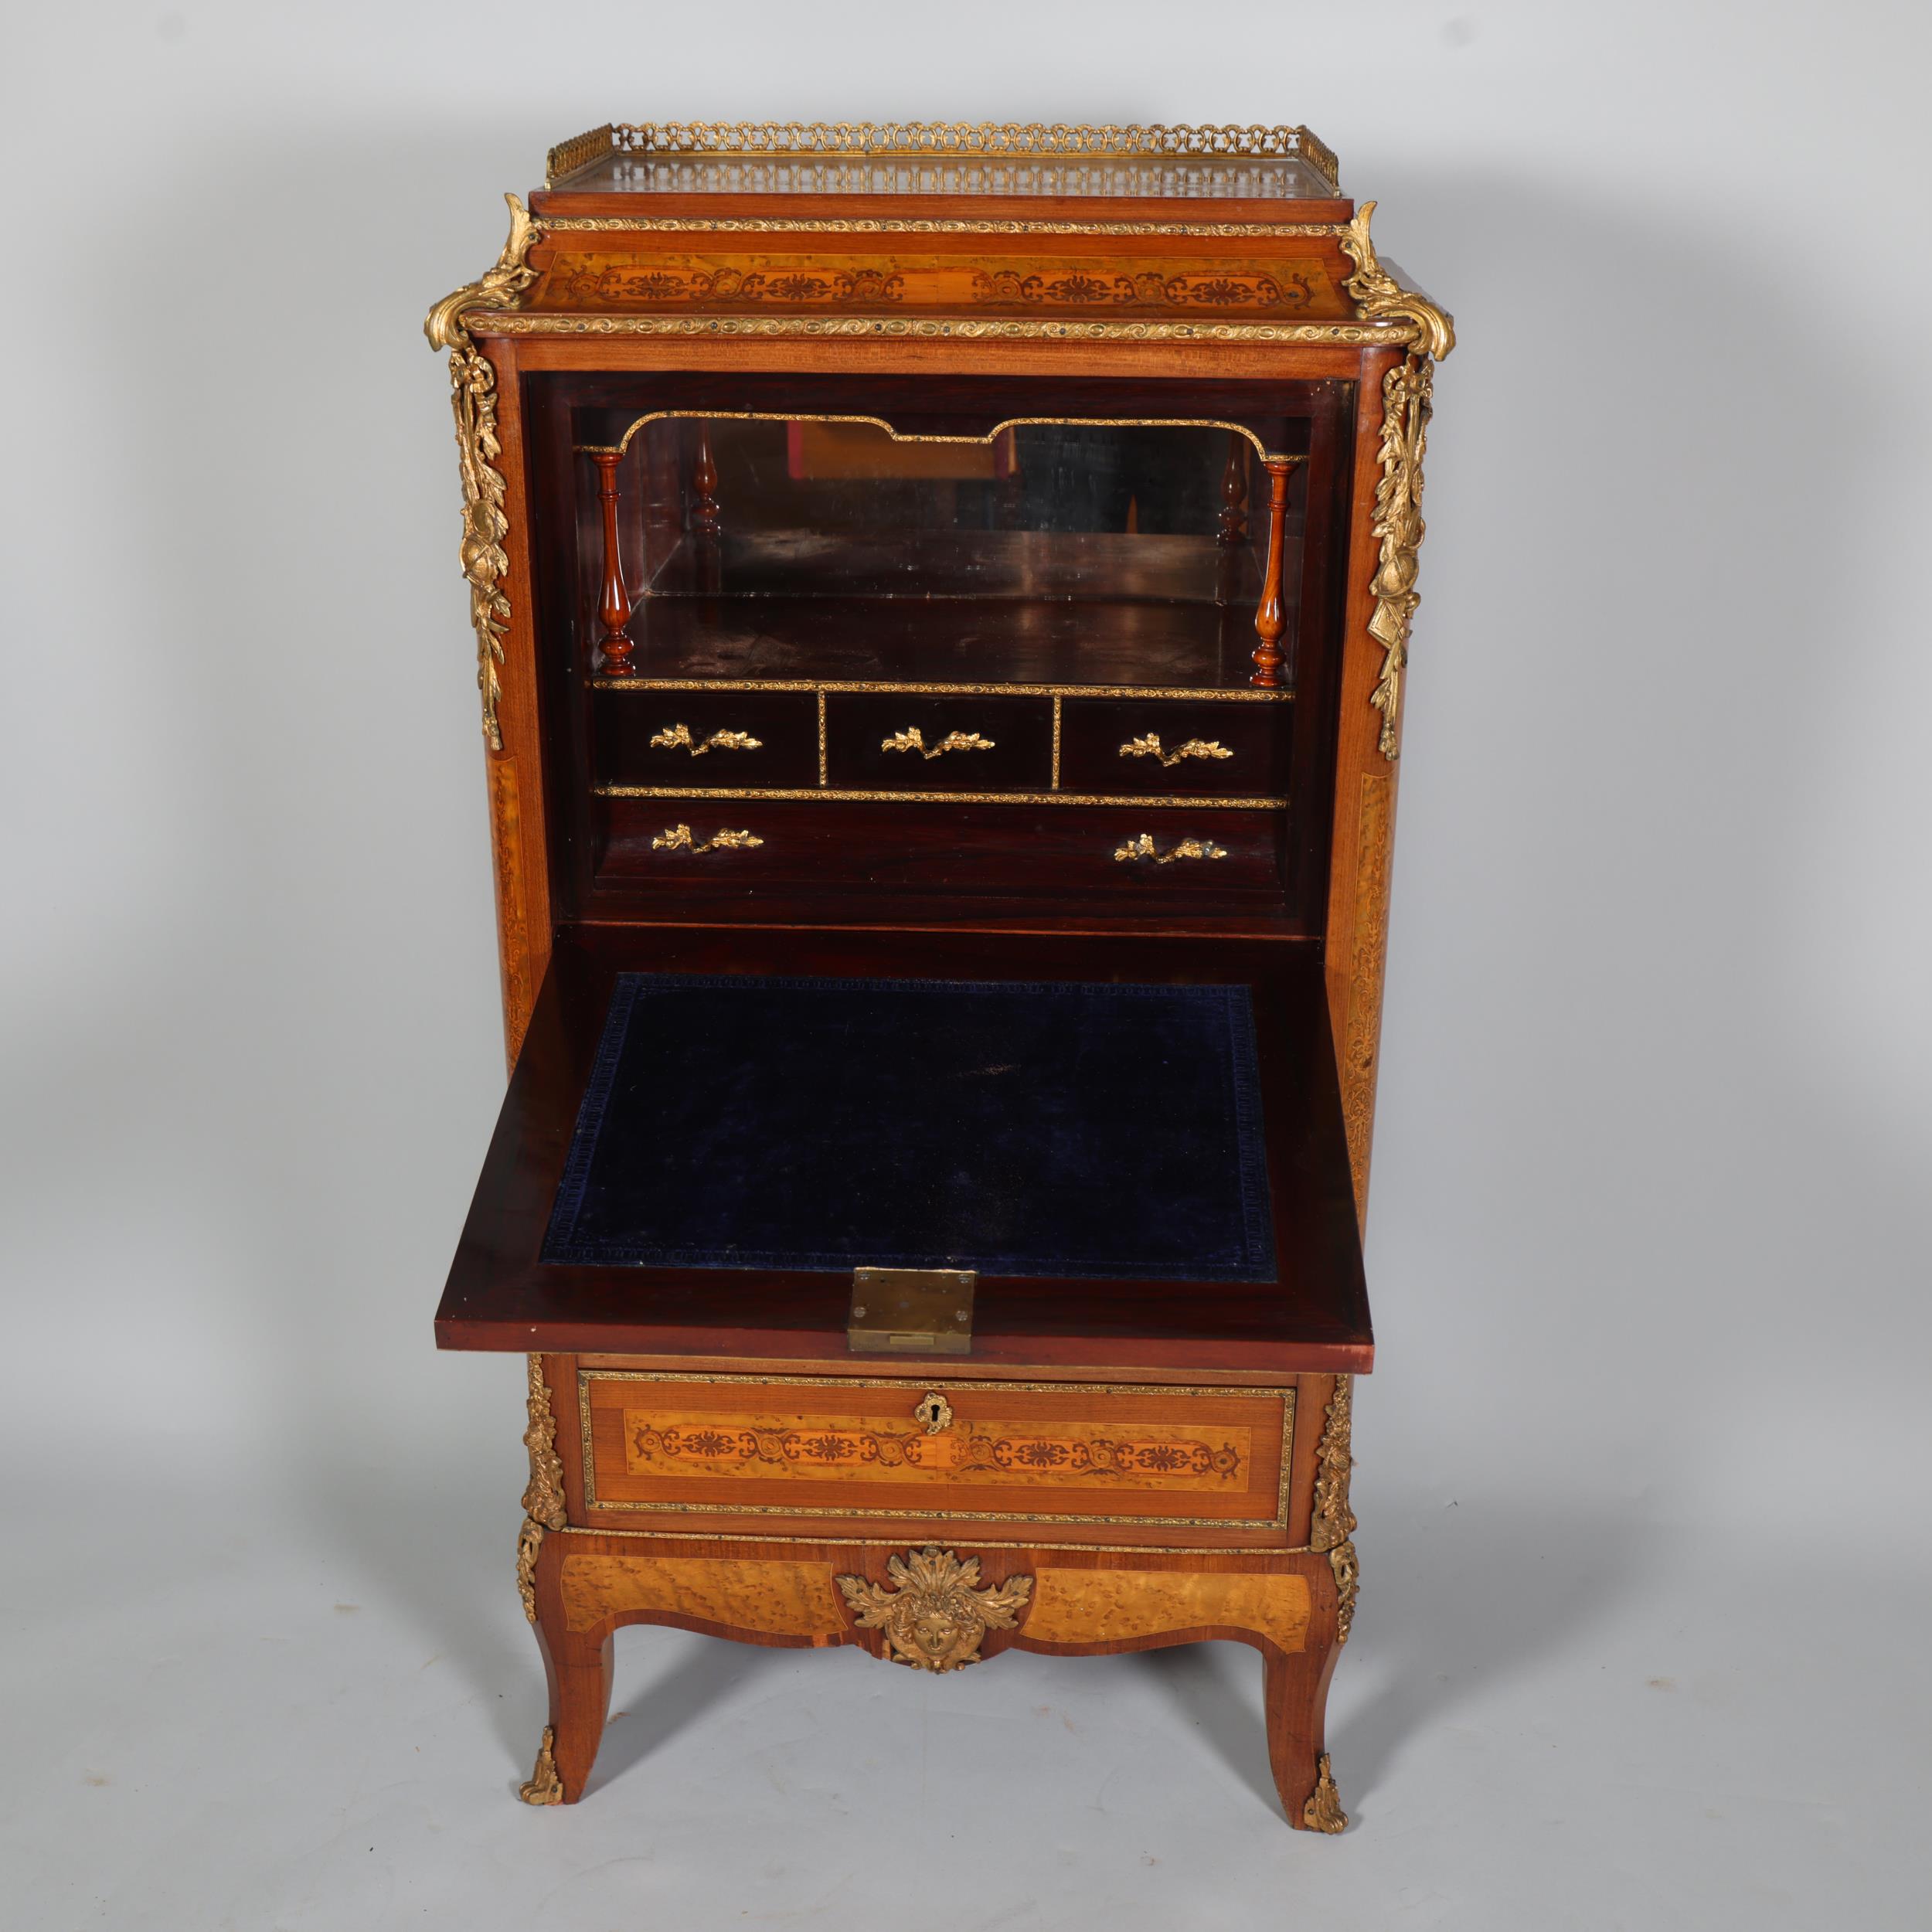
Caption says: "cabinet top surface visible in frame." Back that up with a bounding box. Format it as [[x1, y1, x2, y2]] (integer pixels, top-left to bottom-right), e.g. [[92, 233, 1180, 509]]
[[533, 121, 1351, 218]]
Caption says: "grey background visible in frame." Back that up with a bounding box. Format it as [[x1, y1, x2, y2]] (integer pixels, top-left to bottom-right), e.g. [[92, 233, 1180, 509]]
[[4, 2, 1929, 1925]]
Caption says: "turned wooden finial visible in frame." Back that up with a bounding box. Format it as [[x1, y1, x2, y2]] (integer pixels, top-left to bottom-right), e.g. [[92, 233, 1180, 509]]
[[1250, 458, 1294, 689], [691, 425, 721, 540], [590, 451, 634, 675], [1218, 432, 1248, 546]]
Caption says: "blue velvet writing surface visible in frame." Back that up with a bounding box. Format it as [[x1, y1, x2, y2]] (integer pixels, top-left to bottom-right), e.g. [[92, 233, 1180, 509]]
[[541, 974, 1275, 1283]]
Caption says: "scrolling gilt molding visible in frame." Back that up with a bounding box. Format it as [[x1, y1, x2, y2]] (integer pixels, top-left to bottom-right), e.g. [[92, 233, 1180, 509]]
[[423, 195, 544, 751], [1366, 357, 1435, 760], [516, 1355, 569, 1623], [837, 1546, 1035, 1672], [539, 216, 1351, 238], [1309, 1376, 1359, 1645], [1338, 202, 1454, 361], [480, 312, 1417, 347]]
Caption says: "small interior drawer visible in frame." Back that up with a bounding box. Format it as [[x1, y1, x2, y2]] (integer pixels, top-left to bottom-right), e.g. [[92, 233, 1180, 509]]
[[577, 1370, 1294, 1532], [824, 693, 1054, 793], [596, 799, 1286, 906], [596, 689, 819, 789], [1058, 697, 1291, 798]]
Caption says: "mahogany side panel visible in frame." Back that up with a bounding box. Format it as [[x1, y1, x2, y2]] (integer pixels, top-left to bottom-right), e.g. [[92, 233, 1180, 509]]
[[478, 338, 555, 1066], [1321, 348, 1407, 1216]]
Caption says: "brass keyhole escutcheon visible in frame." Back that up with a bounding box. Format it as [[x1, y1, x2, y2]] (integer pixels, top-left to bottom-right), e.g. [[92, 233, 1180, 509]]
[[914, 1391, 954, 1434]]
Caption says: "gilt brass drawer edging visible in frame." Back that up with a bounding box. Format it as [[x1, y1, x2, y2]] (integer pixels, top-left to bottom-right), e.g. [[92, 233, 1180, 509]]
[[485, 313, 1422, 349], [536, 217, 1351, 240], [577, 1369, 1294, 1530], [594, 678, 1294, 702], [558, 1522, 1318, 1556], [581, 409, 1308, 467], [600, 784, 1286, 808]]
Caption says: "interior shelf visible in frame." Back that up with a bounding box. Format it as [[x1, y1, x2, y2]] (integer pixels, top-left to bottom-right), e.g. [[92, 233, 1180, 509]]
[[604, 585, 1286, 693], [643, 528, 1263, 603]]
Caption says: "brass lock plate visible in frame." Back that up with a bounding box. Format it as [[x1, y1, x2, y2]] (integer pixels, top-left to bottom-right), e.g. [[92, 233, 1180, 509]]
[[849, 1268, 976, 1355]]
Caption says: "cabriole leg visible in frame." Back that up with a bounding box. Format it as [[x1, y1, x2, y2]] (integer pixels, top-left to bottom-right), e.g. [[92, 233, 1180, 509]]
[[1264, 1641, 1346, 1831], [522, 1591, 614, 1805]]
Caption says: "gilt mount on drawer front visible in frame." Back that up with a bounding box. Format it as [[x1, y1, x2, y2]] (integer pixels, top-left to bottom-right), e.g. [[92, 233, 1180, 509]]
[[837, 1546, 1035, 1673], [649, 723, 763, 755], [1114, 834, 1229, 864], [880, 726, 996, 759], [648, 823, 764, 854], [1119, 734, 1234, 767]]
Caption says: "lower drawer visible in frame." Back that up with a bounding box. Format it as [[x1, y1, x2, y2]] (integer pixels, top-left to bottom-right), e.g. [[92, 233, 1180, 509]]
[[597, 799, 1287, 905], [577, 1371, 1294, 1532]]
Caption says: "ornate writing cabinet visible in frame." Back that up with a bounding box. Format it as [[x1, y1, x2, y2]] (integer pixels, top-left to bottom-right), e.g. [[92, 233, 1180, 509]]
[[426, 121, 1451, 1832]]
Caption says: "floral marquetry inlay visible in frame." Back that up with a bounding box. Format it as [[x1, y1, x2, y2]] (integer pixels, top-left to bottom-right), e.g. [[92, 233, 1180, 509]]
[[622, 1410, 1246, 1488], [532, 253, 1342, 318]]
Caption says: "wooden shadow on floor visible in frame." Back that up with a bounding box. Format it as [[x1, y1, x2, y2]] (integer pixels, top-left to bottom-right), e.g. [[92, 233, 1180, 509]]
[[583, 1628, 797, 1797], [1131, 1494, 1655, 1825]]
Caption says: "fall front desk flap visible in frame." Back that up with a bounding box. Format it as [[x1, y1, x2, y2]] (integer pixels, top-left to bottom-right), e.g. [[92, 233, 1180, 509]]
[[541, 973, 1275, 1282]]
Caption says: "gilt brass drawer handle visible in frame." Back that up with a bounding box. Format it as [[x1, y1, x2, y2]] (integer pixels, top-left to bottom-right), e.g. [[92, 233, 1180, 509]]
[[1119, 734, 1234, 767], [1114, 835, 1229, 865], [651, 823, 764, 855], [913, 1391, 954, 1434], [882, 727, 996, 759], [649, 723, 763, 756]]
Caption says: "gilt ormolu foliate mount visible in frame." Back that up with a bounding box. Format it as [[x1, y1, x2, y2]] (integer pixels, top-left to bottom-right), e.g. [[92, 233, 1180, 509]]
[[837, 1546, 1036, 1672], [430, 119, 1451, 1835], [423, 195, 542, 752]]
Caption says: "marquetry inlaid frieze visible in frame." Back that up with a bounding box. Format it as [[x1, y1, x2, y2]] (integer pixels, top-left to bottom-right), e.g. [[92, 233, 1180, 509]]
[[528, 253, 1349, 318], [623, 1410, 1247, 1489]]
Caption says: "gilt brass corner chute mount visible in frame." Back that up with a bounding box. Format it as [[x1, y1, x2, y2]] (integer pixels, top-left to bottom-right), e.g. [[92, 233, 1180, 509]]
[[430, 114, 1451, 1834]]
